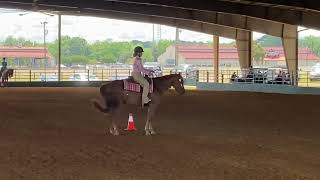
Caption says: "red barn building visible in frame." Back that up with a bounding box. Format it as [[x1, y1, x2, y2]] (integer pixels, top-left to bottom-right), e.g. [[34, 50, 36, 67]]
[[158, 45, 319, 70], [0, 46, 52, 68]]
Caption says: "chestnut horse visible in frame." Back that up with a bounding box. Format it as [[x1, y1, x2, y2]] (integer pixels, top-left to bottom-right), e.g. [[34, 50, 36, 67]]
[[93, 74, 185, 136]]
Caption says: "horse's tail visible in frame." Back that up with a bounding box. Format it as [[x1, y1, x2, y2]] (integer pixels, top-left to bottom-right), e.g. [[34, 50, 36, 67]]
[[93, 82, 120, 114], [91, 99, 111, 114]]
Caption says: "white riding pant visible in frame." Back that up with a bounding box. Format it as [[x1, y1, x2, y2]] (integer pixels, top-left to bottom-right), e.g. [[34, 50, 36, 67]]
[[132, 72, 150, 104]]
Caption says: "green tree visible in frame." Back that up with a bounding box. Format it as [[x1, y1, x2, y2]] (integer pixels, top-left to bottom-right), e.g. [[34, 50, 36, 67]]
[[48, 36, 91, 65], [252, 41, 266, 66], [142, 48, 154, 62], [153, 39, 174, 60], [2, 36, 36, 46], [89, 41, 114, 63], [64, 55, 94, 65], [300, 36, 320, 56], [1, 35, 195, 65], [52, 36, 90, 57], [90, 40, 135, 64], [256, 35, 282, 47]]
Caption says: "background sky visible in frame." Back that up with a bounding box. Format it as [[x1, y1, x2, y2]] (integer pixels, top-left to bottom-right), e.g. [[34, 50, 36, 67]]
[[0, 8, 319, 44]]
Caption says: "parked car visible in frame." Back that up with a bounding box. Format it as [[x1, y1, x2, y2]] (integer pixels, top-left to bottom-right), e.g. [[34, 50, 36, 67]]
[[40, 74, 58, 82], [172, 64, 198, 78], [266, 68, 291, 84], [71, 64, 86, 69], [69, 73, 99, 81], [110, 63, 131, 69], [230, 68, 267, 83], [110, 75, 128, 81], [251, 68, 268, 83], [310, 63, 320, 81], [144, 62, 163, 77]]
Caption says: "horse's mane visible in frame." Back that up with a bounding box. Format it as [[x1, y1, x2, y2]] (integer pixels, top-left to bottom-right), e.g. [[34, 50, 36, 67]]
[[153, 74, 179, 81]]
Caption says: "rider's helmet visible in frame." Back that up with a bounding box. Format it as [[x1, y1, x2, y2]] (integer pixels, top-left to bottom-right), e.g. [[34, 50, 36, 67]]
[[133, 46, 144, 57], [134, 46, 144, 53]]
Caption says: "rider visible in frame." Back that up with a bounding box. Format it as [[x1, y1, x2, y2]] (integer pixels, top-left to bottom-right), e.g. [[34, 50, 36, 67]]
[[132, 46, 154, 107], [0, 57, 8, 78], [230, 72, 238, 82]]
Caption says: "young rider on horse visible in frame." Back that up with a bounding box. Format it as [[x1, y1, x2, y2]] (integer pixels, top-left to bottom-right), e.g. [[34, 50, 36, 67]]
[[132, 46, 154, 107], [0, 58, 8, 78]]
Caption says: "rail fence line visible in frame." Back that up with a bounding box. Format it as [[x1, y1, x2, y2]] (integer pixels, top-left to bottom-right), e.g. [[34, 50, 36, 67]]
[[6, 68, 320, 88]]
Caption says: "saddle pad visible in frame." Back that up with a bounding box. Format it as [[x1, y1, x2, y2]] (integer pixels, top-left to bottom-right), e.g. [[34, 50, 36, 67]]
[[123, 79, 153, 93]]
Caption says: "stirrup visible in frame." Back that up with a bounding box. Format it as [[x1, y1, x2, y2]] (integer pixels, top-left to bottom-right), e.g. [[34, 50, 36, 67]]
[[144, 101, 151, 107], [142, 99, 151, 107]]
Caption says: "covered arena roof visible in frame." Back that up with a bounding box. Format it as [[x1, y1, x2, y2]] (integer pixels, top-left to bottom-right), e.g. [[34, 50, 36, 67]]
[[0, 0, 320, 39], [0, 47, 52, 59]]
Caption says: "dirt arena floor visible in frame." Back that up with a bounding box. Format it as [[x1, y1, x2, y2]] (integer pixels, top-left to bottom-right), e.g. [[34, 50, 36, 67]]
[[1, 87, 320, 180]]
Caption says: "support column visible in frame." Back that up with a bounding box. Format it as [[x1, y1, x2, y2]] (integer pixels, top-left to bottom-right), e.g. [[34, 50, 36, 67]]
[[282, 24, 298, 86], [236, 30, 252, 69], [175, 27, 180, 66], [213, 35, 219, 82], [58, 14, 62, 81]]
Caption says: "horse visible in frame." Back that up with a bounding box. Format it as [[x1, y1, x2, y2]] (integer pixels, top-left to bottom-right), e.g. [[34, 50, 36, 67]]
[[0, 69, 14, 87], [92, 73, 185, 136]]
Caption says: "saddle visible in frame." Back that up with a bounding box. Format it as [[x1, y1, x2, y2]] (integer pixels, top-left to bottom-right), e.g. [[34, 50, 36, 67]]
[[123, 76, 153, 93]]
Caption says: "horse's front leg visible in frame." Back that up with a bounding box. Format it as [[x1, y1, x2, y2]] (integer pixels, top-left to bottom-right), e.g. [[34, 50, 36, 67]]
[[148, 119, 156, 135], [145, 117, 150, 136], [145, 104, 158, 135]]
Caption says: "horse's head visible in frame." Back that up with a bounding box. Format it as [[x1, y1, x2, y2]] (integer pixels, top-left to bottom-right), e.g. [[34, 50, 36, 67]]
[[8, 69, 14, 77], [171, 73, 185, 95]]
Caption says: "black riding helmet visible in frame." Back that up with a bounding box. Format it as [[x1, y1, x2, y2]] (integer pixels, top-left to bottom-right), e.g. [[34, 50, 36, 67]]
[[133, 46, 144, 57], [134, 46, 144, 53]]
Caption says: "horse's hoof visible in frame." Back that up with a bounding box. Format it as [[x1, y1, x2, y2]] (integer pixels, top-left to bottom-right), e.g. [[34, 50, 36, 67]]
[[150, 130, 157, 135], [109, 129, 119, 136], [110, 131, 119, 136], [114, 130, 119, 136], [145, 131, 151, 136]]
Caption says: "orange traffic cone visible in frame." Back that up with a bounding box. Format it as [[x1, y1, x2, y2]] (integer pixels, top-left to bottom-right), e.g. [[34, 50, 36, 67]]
[[125, 113, 137, 131]]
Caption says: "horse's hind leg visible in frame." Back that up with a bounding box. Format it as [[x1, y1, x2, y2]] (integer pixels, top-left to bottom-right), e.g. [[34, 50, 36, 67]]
[[107, 97, 121, 136], [107, 108, 120, 136], [104, 95, 120, 136], [109, 114, 119, 136]]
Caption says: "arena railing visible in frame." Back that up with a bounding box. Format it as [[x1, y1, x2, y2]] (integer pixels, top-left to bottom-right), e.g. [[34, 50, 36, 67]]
[[6, 68, 319, 88], [195, 69, 317, 88]]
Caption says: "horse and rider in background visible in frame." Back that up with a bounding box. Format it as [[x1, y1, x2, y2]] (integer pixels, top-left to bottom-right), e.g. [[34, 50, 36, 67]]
[[0, 58, 14, 87]]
